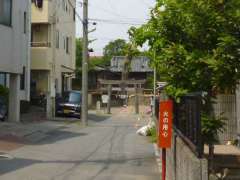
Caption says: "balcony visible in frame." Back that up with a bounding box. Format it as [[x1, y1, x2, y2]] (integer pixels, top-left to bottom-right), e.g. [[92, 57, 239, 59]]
[[31, 0, 52, 23], [31, 42, 52, 70]]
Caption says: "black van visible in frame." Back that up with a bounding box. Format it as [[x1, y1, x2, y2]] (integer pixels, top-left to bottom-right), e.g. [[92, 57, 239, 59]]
[[56, 91, 81, 118]]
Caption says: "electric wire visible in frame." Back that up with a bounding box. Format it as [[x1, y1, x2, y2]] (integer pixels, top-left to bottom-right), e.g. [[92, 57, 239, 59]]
[[88, 18, 146, 25]]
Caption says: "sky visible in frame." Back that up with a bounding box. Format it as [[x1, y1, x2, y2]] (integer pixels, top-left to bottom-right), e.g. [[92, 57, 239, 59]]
[[76, 0, 156, 56]]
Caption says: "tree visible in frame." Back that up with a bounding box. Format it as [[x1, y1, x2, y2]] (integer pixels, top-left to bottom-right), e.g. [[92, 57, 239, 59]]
[[129, 0, 240, 98], [103, 39, 128, 65], [88, 56, 107, 70], [129, 0, 240, 153], [76, 38, 83, 68]]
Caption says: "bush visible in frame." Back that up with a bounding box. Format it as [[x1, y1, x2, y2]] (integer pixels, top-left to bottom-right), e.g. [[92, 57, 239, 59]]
[[0, 85, 9, 103], [201, 113, 226, 145], [148, 126, 157, 143]]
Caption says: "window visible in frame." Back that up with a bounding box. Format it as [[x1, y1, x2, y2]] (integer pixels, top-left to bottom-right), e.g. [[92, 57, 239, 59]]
[[63, 37, 65, 49], [73, 8, 75, 21], [0, 0, 12, 26], [66, 37, 69, 54], [20, 67, 25, 90], [24, 12, 27, 33], [56, 30, 59, 48], [0, 73, 6, 86]]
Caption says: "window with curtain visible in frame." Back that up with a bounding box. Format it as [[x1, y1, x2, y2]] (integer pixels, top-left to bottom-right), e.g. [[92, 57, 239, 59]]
[[0, 0, 12, 26]]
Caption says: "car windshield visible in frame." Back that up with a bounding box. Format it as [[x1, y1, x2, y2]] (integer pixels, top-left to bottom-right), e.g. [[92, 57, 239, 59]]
[[63, 92, 81, 103]]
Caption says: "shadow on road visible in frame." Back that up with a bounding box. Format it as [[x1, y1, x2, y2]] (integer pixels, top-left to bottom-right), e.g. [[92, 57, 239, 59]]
[[35, 130, 88, 145], [0, 156, 154, 176], [0, 129, 88, 151], [88, 113, 111, 123]]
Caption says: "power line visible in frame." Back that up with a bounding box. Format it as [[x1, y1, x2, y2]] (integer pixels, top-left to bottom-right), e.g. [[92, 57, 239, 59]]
[[67, 0, 83, 22], [88, 18, 146, 25], [78, 0, 149, 23]]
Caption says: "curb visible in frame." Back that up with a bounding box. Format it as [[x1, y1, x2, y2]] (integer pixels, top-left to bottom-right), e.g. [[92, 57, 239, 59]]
[[153, 143, 162, 174]]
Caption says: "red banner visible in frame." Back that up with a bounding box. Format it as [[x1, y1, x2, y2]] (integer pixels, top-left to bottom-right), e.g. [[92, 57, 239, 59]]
[[158, 100, 173, 148]]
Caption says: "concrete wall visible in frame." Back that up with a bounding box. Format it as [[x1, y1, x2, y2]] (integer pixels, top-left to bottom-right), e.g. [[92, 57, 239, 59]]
[[166, 133, 208, 180], [0, 0, 31, 121], [0, 0, 31, 101], [31, 0, 51, 23]]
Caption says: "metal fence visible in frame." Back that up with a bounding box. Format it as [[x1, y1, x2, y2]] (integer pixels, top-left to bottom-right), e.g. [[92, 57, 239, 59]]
[[212, 94, 237, 144], [173, 94, 203, 158]]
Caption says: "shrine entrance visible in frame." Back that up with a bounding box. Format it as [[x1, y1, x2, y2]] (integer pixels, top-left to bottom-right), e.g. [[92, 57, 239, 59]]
[[98, 79, 146, 114]]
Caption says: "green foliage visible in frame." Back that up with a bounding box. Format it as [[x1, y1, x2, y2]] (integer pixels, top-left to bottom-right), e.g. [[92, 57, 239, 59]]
[[76, 38, 82, 68], [148, 126, 157, 143], [129, 0, 240, 143], [103, 39, 128, 65], [201, 113, 226, 145], [146, 75, 154, 89], [89, 56, 108, 70], [0, 85, 9, 103], [129, 0, 240, 97], [165, 85, 188, 102]]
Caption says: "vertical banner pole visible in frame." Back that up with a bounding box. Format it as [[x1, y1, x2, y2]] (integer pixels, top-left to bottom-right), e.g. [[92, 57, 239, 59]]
[[158, 100, 173, 180], [162, 148, 166, 180]]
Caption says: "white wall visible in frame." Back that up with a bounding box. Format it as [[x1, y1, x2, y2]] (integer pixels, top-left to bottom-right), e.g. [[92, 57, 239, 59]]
[[0, 0, 31, 101]]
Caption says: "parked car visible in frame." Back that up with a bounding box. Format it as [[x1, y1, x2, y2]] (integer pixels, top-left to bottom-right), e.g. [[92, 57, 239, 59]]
[[0, 97, 7, 121], [56, 91, 81, 118]]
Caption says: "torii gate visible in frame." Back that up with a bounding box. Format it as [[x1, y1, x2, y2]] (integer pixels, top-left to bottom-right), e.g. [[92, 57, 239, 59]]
[[98, 79, 146, 114]]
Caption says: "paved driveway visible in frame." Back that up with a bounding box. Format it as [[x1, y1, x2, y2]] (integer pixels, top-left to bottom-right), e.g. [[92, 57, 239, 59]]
[[0, 108, 160, 180]]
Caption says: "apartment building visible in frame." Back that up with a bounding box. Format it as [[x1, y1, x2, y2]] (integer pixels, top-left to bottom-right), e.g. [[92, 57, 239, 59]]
[[0, 0, 31, 122], [31, 0, 76, 116]]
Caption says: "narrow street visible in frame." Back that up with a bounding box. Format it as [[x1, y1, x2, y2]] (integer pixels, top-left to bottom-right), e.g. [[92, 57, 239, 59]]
[[0, 108, 160, 180]]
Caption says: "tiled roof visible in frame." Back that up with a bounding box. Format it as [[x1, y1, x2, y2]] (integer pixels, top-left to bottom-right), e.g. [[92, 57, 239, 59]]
[[110, 56, 153, 72]]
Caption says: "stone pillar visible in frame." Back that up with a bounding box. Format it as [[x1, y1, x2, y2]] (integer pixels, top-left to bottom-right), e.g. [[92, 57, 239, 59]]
[[46, 71, 56, 119], [67, 77, 72, 91], [46, 92, 52, 119], [107, 85, 112, 114], [96, 101, 101, 114], [135, 84, 139, 114], [236, 84, 240, 146], [8, 74, 21, 122]]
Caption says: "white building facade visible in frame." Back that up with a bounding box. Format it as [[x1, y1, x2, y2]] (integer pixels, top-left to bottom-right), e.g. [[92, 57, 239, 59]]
[[31, 0, 76, 117], [0, 0, 31, 122]]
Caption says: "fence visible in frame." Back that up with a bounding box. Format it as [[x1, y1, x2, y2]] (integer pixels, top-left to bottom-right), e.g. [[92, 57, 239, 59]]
[[212, 94, 237, 144], [173, 94, 203, 158]]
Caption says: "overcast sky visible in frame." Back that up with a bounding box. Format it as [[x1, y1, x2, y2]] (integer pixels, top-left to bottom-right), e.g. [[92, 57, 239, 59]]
[[76, 0, 156, 56]]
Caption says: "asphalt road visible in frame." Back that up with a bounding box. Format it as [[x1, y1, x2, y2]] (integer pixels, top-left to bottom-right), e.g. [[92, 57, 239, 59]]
[[0, 109, 160, 180]]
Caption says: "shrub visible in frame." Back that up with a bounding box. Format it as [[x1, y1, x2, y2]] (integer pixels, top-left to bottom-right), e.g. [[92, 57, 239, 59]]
[[148, 126, 157, 143], [0, 85, 9, 103]]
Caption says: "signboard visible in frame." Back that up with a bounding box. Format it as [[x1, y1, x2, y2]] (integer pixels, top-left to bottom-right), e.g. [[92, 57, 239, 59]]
[[119, 94, 127, 99], [101, 95, 109, 104], [158, 100, 173, 148]]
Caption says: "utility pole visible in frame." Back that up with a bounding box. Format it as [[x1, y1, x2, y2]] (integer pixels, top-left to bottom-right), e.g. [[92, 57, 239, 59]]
[[81, 0, 88, 126], [153, 50, 156, 118]]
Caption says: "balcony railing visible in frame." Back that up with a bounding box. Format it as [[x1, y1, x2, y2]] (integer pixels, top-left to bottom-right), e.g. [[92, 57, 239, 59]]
[[31, 42, 51, 47]]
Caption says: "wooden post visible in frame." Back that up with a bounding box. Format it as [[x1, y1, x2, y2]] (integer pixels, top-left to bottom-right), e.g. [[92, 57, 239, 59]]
[[135, 84, 139, 114], [107, 84, 112, 114]]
